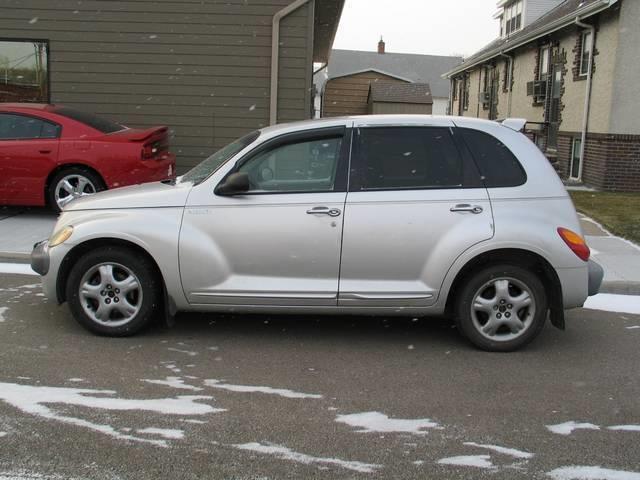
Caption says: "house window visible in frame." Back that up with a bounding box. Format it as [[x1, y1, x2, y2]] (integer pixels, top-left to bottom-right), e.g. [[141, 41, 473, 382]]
[[580, 31, 592, 76], [570, 138, 582, 179], [452, 79, 458, 101], [539, 46, 551, 80], [503, 0, 523, 37], [0, 40, 49, 102], [462, 75, 470, 111]]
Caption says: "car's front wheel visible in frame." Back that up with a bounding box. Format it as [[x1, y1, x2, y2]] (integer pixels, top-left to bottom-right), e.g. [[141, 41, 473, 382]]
[[454, 264, 548, 352], [66, 247, 160, 336]]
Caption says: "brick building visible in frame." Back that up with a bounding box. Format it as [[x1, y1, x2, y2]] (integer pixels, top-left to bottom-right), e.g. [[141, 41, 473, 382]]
[[444, 0, 640, 191]]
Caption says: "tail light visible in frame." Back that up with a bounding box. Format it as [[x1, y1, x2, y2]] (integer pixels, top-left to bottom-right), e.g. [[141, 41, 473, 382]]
[[141, 142, 158, 160], [557, 227, 590, 261]]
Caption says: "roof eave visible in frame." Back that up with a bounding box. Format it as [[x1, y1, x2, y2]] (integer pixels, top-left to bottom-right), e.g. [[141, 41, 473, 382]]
[[443, 0, 617, 78]]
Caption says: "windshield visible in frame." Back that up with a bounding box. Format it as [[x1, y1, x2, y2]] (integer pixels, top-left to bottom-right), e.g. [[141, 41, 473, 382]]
[[52, 106, 125, 134], [180, 130, 261, 185]]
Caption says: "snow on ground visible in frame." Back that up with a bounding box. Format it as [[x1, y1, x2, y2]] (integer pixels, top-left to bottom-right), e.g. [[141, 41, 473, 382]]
[[463, 441, 534, 459], [232, 442, 380, 473], [437, 454, 495, 469], [0, 432, 7, 437], [0, 471, 85, 480], [137, 427, 184, 440], [0, 263, 36, 276], [143, 376, 203, 391], [608, 425, 640, 432], [335, 411, 440, 435], [0, 381, 224, 446], [546, 422, 601, 435], [204, 379, 322, 399], [167, 348, 198, 357], [583, 294, 640, 315], [547, 466, 640, 479], [0, 306, 7, 322]]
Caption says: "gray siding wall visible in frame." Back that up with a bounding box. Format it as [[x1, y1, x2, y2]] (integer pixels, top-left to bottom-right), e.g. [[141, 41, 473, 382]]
[[523, 0, 562, 26], [0, 0, 315, 171]]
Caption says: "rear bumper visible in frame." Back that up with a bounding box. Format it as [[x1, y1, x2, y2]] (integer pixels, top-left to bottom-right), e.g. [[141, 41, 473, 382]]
[[106, 153, 176, 188], [587, 259, 604, 297]]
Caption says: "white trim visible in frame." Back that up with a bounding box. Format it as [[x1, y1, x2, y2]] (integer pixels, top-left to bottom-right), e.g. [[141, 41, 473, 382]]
[[327, 68, 414, 84]]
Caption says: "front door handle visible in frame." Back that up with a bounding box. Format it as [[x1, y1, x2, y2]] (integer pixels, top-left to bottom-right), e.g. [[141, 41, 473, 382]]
[[39, 149, 52, 154], [450, 204, 483, 214], [306, 206, 341, 217]]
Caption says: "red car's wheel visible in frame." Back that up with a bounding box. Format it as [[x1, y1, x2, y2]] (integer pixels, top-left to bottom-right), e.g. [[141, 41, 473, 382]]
[[48, 167, 105, 213]]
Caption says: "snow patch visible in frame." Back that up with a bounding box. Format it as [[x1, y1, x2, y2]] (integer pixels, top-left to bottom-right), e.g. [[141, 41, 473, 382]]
[[547, 466, 640, 479], [583, 294, 640, 315], [0, 432, 6, 437], [143, 377, 203, 391], [335, 411, 440, 435], [204, 379, 322, 399], [0, 382, 223, 446], [546, 421, 600, 435], [0, 263, 36, 276], [0, 307, 7, 322], [67, 378, 84, 383], [626, 326, 640, 330], [137, 427, 184, 440], [167, 348, 198, 357], [608, 425, 640, 432], [437, 455, 495, 469], [463, 441, 533, 459], [232, 442, 380, 473]]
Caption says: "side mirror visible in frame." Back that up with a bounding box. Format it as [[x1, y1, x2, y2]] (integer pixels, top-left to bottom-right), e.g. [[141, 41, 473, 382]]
[[215, 172, 250, 196]]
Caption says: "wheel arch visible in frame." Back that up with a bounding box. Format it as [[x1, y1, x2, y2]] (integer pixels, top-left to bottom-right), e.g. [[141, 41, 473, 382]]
[[44, 163, 107, 207], [444, 248, 565, 329], [56, 237, 165, 307]]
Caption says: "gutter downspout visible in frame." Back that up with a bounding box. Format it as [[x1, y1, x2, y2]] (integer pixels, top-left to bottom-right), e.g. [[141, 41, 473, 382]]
[[271, 0, 312, 125], [499, 52, 513, 117], [575, 16, 595, 180]]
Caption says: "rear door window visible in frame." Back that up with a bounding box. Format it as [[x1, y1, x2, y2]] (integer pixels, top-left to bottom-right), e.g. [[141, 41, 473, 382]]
[[351, 127, 465, 191], [459, 128, 527, 187], [0, 113, 60, 140]]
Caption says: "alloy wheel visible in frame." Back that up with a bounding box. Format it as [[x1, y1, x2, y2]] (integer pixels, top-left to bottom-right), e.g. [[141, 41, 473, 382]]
[[54, 174, 96, 210]]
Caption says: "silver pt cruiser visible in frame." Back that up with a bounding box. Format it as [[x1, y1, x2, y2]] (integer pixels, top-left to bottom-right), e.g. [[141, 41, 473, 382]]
[[32, 115, 603, 351]]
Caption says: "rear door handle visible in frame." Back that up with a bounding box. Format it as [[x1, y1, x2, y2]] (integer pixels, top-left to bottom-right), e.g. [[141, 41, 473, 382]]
[[306, 206, 341, 217], [450, 204, 483, 214]]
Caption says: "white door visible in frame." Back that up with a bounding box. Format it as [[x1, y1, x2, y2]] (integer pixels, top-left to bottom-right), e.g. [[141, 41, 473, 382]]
[[179, 127, 350, 306]]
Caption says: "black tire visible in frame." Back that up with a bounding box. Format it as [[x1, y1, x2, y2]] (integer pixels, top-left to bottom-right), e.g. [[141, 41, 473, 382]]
[[47, 167, 105, 213], [454, 264, 548, 352], [66, 247, 161, 337]]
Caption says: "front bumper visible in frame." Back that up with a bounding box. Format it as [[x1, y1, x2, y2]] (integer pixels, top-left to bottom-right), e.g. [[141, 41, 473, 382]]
[[31, 240, 50, 276], [588, 259, 604, 296]]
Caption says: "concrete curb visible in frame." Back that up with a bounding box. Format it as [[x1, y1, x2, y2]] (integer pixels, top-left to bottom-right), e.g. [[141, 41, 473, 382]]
[[0, 252, 31, 263], [599, 281, 640, 296]]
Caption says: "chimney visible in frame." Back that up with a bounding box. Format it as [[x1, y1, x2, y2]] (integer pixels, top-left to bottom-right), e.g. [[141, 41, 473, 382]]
[[378, 36, 385, 54]]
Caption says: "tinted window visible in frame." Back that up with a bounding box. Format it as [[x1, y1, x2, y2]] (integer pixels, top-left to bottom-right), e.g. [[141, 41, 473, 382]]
[[52, 106, 124, 134], [238, 136, 342, 193], [354, 127, 463, 190], [0, 114, 60, 140], [459, 128, 526, 187]]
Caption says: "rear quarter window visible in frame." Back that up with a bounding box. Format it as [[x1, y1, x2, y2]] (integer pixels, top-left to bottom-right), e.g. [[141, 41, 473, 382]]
[[459, 128, 526, 188], [52, 107, 124, 134]]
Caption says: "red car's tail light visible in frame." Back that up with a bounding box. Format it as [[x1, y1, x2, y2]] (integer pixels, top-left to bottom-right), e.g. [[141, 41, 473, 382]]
[[141, 143, 158, 160], [557, 227, 590, 261]]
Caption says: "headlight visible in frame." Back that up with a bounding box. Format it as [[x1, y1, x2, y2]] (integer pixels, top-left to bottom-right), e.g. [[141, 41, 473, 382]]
[[49, 226, 74, 247]]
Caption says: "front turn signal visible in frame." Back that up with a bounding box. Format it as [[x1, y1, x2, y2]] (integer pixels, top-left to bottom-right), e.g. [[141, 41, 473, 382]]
[[557, 227, 590, 261], [49, 225, 74, 248]]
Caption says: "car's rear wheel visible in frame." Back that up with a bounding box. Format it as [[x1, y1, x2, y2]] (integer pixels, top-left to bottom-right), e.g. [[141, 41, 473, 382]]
[[454, 264, 548, 352], [48, 167, 105, 213], [66, 247, 160, 336]]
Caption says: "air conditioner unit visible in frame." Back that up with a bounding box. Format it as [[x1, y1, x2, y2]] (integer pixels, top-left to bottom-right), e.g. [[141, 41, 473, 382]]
[[526, 80, 547, 98]]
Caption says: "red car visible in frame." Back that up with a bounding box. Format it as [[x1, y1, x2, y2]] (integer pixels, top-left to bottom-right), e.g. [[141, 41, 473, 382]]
[[0, 103, 176, 212]]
